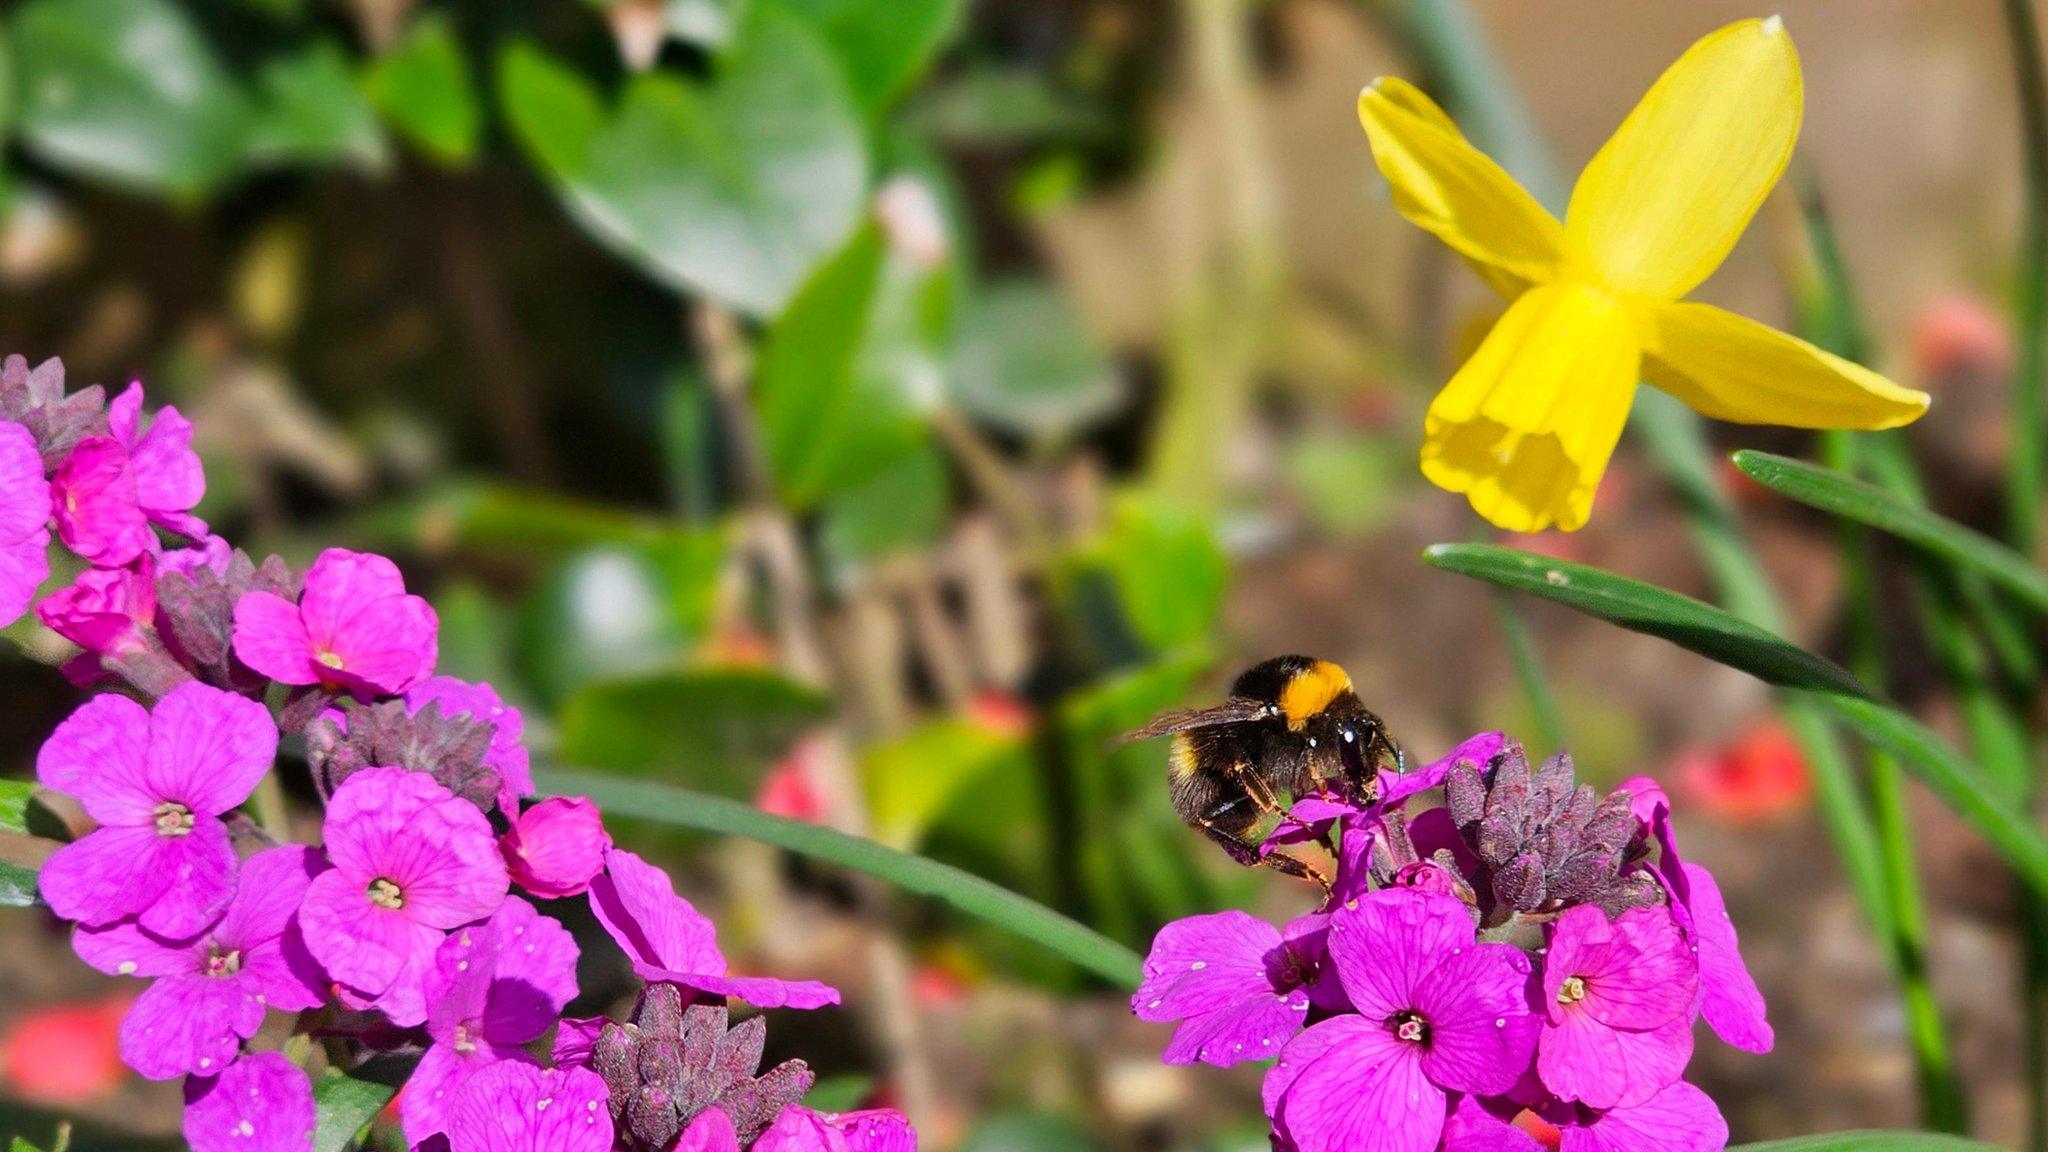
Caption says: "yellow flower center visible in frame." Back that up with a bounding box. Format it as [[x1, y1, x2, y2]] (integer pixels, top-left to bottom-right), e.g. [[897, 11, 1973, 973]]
[[153, 802, 195, 837], [1557, 975, 1589, 1005], [367, 878, 405, 910]]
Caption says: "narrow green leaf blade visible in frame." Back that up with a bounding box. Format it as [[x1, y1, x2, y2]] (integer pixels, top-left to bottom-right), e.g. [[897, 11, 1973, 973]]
[[0, 859, 37, 907], [1733, 1132, 2005, 1152], [534, 768, 1145, 988], [1421, 544, 1876, 701], [1735, 450, 2048, 616], [310, 1060, 409, 1152], [1809, 692, 2048, 898]]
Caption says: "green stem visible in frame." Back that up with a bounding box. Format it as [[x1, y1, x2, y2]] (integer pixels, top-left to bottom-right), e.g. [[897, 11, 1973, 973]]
[[1490, 588, 1565, 757], [2005, 0, 2048, 554]]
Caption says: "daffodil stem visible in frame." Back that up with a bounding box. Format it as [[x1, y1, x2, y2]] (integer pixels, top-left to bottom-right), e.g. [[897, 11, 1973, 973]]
[[1488, 587, 1565, 758], [2004, 0, 2048, 555]]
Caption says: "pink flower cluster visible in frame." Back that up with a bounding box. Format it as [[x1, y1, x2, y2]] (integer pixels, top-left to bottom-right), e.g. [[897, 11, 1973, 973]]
[[1134, 734, 1770, 1152], [9, 357, 914, 1152]]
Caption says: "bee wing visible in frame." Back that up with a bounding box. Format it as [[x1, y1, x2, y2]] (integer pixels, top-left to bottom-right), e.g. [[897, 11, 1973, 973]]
[[1121, 698, 1271, 743]]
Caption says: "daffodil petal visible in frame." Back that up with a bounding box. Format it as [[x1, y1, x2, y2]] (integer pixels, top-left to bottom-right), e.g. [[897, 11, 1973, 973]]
[[1642, 301, 1930, 429], [1566, 18, 1801, 301], [1422, 284, 1641, 533], [1358, 77, 1567, 291]]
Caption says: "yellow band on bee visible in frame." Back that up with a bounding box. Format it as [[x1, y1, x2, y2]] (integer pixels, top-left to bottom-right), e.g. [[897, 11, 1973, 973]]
[[1279, 661, 1352, 730], [1170, 735, 1200, 779]]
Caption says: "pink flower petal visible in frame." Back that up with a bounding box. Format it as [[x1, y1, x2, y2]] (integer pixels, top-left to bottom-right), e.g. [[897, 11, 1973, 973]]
[[38, 693, 153, 825], [831, 1110, 917, 1152], [38, 563, 156, 652], [232, 591, 319, 686], [1327, 890, 1476, 1022], [1559, 1080, 1727, 1152], [502, 797, 609, 900], [675, 1108, 743, 1152], [107, 382, 143, 446], [1537, 1007, 1691, 1110], [431, 898, 580, 1047], [324, 592, 438, 694], [72, 917, 198, 979], [53, 436, 150, 566], [401, 1040, 536, 1148], [1680, 862, 1772, 1054], [1135, 910, 1285, 1022], [649, 972, 842, 1011], [754, 1108, 844, 1152], [127, 401, 205, 522], [1265, 998, 1366, 1120], [1413, 943, 1540, 1096], [298, 868, 439, 1005], [135, 817, 240, 940], [0, 531, 50, 630], [38, 825, 172, 927], [214, 846, 326, 954], [145, 683, 277, 818], [0, 420, 50, 544], [551, 1016, 608, 1069], [1442, 1095, 1543, 1152], [320, 768, 506, 930], [184, 1052, 316, 1152], [446, 1062, 613, 1152], [299, 549, 408, 634], [589, 847, 726, 975], [1276, 1016, 1446, 1152], [119, 973, 261, 1079]]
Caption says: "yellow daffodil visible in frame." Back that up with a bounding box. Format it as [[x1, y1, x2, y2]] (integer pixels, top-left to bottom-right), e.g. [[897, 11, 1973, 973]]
[[1359, 17, 1929, 533]]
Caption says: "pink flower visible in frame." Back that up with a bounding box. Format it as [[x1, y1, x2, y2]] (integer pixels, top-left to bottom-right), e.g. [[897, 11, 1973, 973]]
[[401, 898, 581, 1145], [233, 548, 438, 696], [0, 420, 50, 628], [589, 847, 839, 1010], [1132, 910, 1322, 1066], [1441, 1081, 1726, 1152], [107, 382, 206, 539], [407, 676, 532, 810], [501, 797, 610, 899], [681, 1106, 918, 1152], [444, 1061, 613, 1152], [51, 436, 152, 566], [38, 559, 156, 654], [1536, 905, 1697, 1109], [36, 684, 277, 938], [73, 846, 329, 1080], [298, 768, 507, 1027], [159, 532, 233, 579], [183, 1052, 316, 1152], [1266, 890, 1540, 1152], [1621, 776, 1773, 1054]]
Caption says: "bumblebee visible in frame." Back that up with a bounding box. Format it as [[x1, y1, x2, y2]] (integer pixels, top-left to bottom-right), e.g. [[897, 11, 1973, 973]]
[[1127, 655, 1401, 887]]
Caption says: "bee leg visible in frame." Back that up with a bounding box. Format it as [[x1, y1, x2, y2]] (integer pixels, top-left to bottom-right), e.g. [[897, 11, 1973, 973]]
[[1193, 818, 1331, 893], [1229, 762, 1284, 816]]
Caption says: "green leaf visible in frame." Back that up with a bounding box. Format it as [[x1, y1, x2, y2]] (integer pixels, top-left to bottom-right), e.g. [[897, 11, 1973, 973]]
[[950, 280, 1121, 447], [757, 223, 945, 508], [1284, 433, 1408, 536], [774, 0, 966, 114], [1735, 450, 2048, 617], [0, 859, 37, 907], [957, 1111, 1103, 1152], [0, 22, 14, 146], [666, 0, 747, 49], [819, 439, 949, 562], [501, 8, 870, 317], [0, 780, 31, 834], [11, 0, 249, 199], [863, 718, 1028, 850], [365, 14, 480, 166], [1731, 1133, 2006, 1152], [536, 767, 1145, 987], [557, 668, 831, 797], [310, 1060, 409, 1152], [1422, 544, 1876, 701], [246, 41, 388, 171], [1093, 494, 1227, 653], [1810, 692, 2048, 899], [802, 1074, 873, 1114], [496, 42, 603, 180], [515, 547, 690, 705]]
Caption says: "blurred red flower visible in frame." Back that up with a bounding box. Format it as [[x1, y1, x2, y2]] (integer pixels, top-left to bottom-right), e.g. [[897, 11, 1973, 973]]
[[1676, 719, 1812, 824], [0, 994, 131, 1106]]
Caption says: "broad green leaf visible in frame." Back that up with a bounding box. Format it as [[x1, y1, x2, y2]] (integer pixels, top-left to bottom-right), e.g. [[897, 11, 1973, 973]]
[[1423, 544, 1875, 702], [0, 859, 37, 907], [958, 1111, 1103, 1152], [1811, 692, 2048, 899], [310, 1060, 409, 1152], [1284, 433, 1408, 536], [667, 0, 747, 49], [819, 439, 949, 562], [496, 43, 603, 180], [906, 67, 1116, 146], [365, 14, 480, 166], [0, 780, 31, 834], [556, 668, 831, 797], [9, 1137, 47, 1152], [775, 0, 966, 114], [515, 547, 690, 704], [431, 582, 521, 699], [246, 41, 388, 171], [1093, 494, 1227, 654], [802, 1074, 873, 1115], [951, 280, 1121, 447], [864, 718, 1028, 850], [1732, 1134, 2005, 1152], [11, 0, 249, 199], [0, 23, 14, 146], [352, 482, 700, 557], [1735, 449, 2048, 617], [536, 767, 1145, 987], [757, 224, 945, 508], [501, 8, 869, 317]]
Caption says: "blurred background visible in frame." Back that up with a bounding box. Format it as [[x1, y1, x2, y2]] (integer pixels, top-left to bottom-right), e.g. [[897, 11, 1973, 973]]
[[0, 0, 2039, 1147]]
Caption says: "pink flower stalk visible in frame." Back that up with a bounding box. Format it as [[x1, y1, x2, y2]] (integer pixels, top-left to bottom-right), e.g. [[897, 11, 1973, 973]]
[[407, 676, 533, 810], [1132, 910, 1322, 1066], [73, 846, 329, 1080], [1621, 777, 1773, 1053], [501, 796, 610, 899], [401, 898, 581, 1144], [233, 548, 438, 696], [38, 559, 156, 654], [183, 1052, 316, 1152], [1536, 905, 1697, 1109], [1266, 890, 1540, 1152], [444, 1061, 613, 1152], [589, 847, 839, 1010], [36, 684, 278, 938], [298, 768, 507, 1027], [107, 382, 207, 539], [0, 420, 50, 628]]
